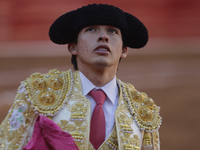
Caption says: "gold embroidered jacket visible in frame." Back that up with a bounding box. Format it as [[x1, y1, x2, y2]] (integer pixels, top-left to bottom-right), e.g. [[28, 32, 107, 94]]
[[0, 69, 162, 150]]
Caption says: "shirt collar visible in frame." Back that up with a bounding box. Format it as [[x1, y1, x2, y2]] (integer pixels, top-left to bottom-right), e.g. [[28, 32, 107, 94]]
[[79, 71, 118, 105]]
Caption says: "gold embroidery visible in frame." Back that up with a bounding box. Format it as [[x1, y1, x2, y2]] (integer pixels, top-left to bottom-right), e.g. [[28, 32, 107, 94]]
[[47, 69, 61, 75], [144, 97, 154, 109], [57, 100, 89, 149], [62, 72, 91, 149], [58, 120, 74, 131], [106, 139, 118, 149], [57, 120, 69, 129], [101, 144, 111, 149], [32, 78, 47, 90], [116, 111, 140, 150], [143, 131, 152, 147], [48, 76, 63, 90], [103, 127, 119, 150], [139, 106, 153, 121], [1, 69, 162, 150], [119, 80, 161, 132], [39, 91, 55, 105], [30, 72, 43, 79], [25, 69, 73, 116], [131, 90, 143, 103], [58, 118, 86, 147], [70, 102, 88, 128], [70, 102, 88, 147], [64, 124, 76, 132], [0, 83, 35, 150], [118, 114, 133, 139], [73, 71, 82, 92], [153, 131, 159, 150]]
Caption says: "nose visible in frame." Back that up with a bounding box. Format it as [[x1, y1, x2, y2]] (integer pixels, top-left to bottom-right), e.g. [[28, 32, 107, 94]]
[[97, 32, 109, 43]]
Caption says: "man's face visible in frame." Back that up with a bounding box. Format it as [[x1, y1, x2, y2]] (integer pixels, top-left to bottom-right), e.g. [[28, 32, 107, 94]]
[[68, 25, 127, 71]]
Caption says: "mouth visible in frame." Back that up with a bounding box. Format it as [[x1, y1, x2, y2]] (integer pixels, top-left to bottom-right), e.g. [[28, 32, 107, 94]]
[[94, 45, 110, 53]]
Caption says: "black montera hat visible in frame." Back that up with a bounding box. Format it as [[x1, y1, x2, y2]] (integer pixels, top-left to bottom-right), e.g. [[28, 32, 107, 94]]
[[49, 4, 148, 49]]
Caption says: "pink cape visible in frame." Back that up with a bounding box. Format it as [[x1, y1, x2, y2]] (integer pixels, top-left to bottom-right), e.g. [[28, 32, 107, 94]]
[[23, 115, 79, 150]]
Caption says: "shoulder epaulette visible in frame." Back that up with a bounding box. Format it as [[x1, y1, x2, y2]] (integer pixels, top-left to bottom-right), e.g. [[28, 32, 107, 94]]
[[23, 69, 74, 117], [119, 80, 162, 132]]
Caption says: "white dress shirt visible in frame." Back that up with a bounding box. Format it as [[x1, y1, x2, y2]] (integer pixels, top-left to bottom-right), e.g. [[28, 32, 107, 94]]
[[79, 71, 119, 140]]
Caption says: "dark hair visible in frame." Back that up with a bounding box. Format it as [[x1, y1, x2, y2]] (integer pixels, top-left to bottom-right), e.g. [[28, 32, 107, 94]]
[[70, 35, 78, 70], [71, 54, 78, 70]]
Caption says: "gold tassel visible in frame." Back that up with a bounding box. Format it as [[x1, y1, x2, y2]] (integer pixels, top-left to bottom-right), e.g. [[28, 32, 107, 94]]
[[143, 131, 152, 146]]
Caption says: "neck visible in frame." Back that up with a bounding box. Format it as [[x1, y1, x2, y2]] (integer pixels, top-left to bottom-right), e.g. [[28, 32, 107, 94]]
[[79, 66, 117, 87]]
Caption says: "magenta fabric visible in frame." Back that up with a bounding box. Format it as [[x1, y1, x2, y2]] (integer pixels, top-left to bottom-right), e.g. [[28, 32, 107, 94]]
[[89, 90, 106, 150], [23, 115, 79, 150]]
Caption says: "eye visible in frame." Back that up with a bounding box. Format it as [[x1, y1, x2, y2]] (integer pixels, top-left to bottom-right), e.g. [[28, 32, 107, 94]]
[[86, 27, 95, 32], [108, 28, 119, 34]]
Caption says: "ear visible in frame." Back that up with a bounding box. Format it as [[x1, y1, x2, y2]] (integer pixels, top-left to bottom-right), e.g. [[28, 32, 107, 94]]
[[121, 46, 128, 58], [68, 42, 77, 55]]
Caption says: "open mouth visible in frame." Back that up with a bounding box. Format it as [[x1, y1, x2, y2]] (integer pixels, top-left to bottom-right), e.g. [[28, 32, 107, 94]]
[[94, 45, 110, 53]]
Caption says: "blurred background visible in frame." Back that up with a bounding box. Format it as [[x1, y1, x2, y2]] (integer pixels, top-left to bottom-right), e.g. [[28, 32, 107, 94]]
[[0, 0, 199, 149]]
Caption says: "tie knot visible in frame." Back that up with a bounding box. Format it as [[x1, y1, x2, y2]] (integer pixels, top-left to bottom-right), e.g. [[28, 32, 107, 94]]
[[89, 89, 106, 105]]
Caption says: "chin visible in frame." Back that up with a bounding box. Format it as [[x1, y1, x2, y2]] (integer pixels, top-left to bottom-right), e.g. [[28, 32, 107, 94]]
[[93, 61, 109, 68]]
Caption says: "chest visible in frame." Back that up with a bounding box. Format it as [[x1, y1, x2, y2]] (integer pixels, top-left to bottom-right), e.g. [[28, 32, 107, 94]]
[[49, 87, 142, 150]]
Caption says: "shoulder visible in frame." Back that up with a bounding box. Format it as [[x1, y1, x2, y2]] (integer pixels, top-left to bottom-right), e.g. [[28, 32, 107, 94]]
[[119, 80, 162, 132], [23, 69, 74, 117]]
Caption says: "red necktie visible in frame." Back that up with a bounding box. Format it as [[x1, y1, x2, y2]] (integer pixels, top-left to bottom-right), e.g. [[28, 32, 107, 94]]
[[89, 89, 106, 150]]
